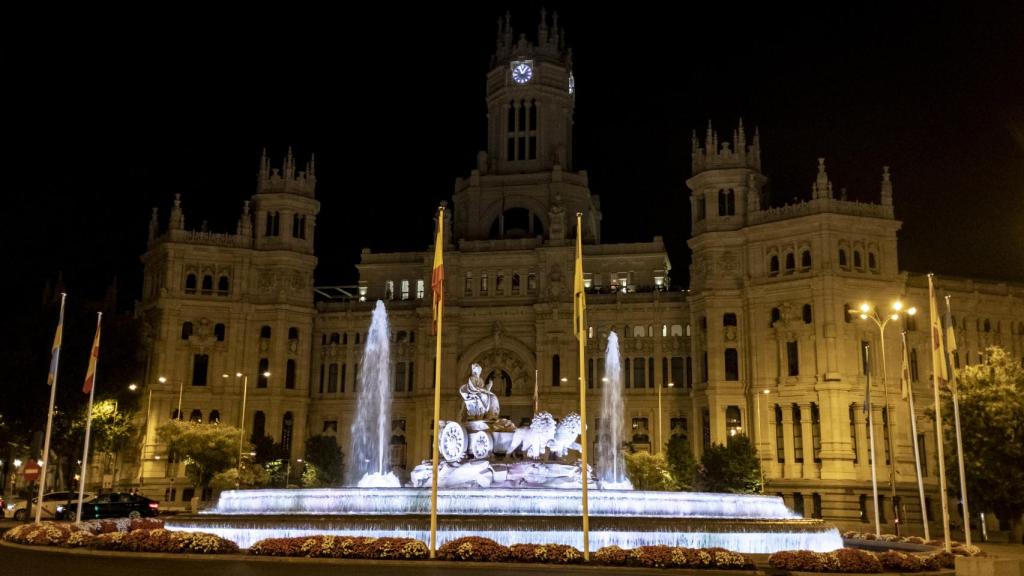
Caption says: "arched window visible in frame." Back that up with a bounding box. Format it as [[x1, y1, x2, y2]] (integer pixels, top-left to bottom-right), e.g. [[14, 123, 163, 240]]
[[801, 250, 812, 270], [839, 249, 848, 268], [189, 409, 202, 423], [769, 255, 780, 276], [868, 252, 878, 270], [770, 307, 781, 327], [723, 313, 737, 327], [260, 325, 272, 339], [854, 251, 863, 268], [192, 354, 209, 386], [984, 319, 991, 333], [802, 304, 813, 324], [217, 276, 229, 294], [185, 273, 197, 294], [201, 275, 213, 294], [257, 358, 269, 388], [181, 321, 193, 340], [670, 324, 683, 336], [633, 325, 646, 337], [288, 327, 299, 341], [214, 323, 226, 342], [784, 253, 795, 273], [775, 405, 785, 463], [342, 332, 348, 344], [209, 410, 220, 424]]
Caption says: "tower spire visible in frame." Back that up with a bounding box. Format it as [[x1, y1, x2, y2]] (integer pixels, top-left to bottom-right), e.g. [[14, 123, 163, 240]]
[[880, 166, 893, 206], [812, 158, 834, 200]]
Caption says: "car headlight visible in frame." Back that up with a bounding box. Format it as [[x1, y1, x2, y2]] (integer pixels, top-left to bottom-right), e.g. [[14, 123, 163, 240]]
[[56, 505, 65, 513]]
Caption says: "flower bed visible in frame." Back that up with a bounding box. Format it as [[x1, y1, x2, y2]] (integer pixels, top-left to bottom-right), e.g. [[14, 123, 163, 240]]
[[437, 536, 511, 562], [249, 535, 428, 559], [3, 520, 236, 554], [509, 543, 583, 564], [768, 547, 956, 572]]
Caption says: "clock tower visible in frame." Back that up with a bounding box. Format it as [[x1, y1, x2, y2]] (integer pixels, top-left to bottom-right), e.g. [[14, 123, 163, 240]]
[[454, 10, 600, 244]]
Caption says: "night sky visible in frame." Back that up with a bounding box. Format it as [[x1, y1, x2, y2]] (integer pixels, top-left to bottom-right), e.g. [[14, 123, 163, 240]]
[[7, 4, 1023, 310]]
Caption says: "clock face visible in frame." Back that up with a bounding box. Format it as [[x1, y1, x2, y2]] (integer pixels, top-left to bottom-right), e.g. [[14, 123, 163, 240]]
[[511, 61, 533, 84]]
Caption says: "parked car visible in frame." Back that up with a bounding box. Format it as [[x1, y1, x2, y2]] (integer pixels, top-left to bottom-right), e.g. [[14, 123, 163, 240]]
[[0, 494, 5, 518], [10, 491, 96, 521], [57, 492, 159, 521]]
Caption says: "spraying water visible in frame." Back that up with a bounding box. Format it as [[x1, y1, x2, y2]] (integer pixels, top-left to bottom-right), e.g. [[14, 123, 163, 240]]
[[597, 331, 632, 489], [348, 300, 400, 487]]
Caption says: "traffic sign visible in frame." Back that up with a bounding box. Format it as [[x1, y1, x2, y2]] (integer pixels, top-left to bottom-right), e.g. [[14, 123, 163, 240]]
[[22, 459, 41, 482]]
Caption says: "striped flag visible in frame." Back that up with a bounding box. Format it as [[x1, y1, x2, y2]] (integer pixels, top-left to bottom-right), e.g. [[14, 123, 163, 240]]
[[431, 207, 444, 334], [900, 335, 912, 400], [928, 278, 948, 383], [573, 213, 586, 341], [47, 296, 67, 386], [83, 314, 102, 394], [944, 296, 958, 394]]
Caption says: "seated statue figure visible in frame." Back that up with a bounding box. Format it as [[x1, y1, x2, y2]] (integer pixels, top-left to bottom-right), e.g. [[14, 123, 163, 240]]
[[460, 363, 500, 420]]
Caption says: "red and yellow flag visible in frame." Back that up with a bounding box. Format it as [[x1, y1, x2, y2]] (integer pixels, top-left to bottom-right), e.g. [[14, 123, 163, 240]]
[[928, 277, 948, 384], [83, 313, 102, 394], [431, 207, 445, 334]]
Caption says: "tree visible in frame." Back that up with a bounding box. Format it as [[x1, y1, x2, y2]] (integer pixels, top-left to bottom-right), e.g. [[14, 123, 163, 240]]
[[697, 434, 762, 494], [665, 435, 698, 490], [210, 462, 269, 490], [624, 451, 677, 491], [71, 399, 136, 473], [157, 420, 245, 489], [303, 434, 344, 486], [939, 346, 1024, 543]]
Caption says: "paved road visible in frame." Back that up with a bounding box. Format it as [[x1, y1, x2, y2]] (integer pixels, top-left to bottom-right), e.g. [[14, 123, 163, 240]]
[[0, 542, 669, 576]]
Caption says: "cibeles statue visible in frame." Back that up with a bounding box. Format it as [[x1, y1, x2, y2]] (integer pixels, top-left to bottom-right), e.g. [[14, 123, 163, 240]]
[[460, 363, 500, 420]]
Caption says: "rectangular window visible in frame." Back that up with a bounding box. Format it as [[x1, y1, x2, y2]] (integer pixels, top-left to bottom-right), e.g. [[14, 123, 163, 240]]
[[257, 358, 269, 388], [918, 433, 927, 476], [396, 362, 407, 393], [787, 341, 800, 376], [319, 364, 325, 394], [587, 358, 594, 389], [527, 273, 537, 294], [648, 357, 655, 388], [725, 348, 739, 380], [811, 403, 822, 463], [416, 280, 425, 299], [285, 359, 296, 389], [385, 280, 394, 300], [328, 363, 338, 394], [671, 357, 684, 388], [408, 361, 414, 391], [511, 273, 520, 295], [775, 405, 785, 463], [850, 404, 859, 463], [793, 493, 805, 517], [464, 273, 473, 296], [662, 357, 669, 387], [701, 352, 708, 382], [496, 273, 505, 295], [685, 356, 693, 387], [631, 417, 650, 444], [192, 354, 209, 386], [480, 273, 488, 295], [341, 363, 347, 393], [401, 280, 410, 300], [793, 405, 804, 463], [552, 355, 561, 387], [624, 358, 631, 388]]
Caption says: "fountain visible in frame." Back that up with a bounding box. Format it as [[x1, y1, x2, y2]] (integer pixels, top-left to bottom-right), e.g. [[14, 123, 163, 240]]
[[349, 300, 400, 488], [166, 315, 842, 553], [597, 331, 631, 489]]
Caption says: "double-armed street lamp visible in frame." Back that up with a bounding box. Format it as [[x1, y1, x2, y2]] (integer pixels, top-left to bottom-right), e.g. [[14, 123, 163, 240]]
[[852, 300, 916, 533]]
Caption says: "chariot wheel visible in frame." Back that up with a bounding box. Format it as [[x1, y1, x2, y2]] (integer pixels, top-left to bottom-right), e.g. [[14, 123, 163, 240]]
[[469, 430, 493, 459], [439, 421, 468, 462]]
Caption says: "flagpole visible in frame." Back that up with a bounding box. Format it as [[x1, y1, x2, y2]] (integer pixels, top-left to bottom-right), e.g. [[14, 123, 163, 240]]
[[945, 295, 970, 546], [865, 343, 881, 537], [77, 312, 102, 522], [574, 213, 590, 560], [35, 293, 66, 524], [928, 274, 952, 552], [903, 331, 930, 541], [429, 206, 445, 558], [533, 369, 539, 414]]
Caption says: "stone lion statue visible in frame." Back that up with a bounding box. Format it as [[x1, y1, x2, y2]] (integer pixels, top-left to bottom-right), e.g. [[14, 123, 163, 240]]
[[547, 411, 582, 458], [508, 412, 557, 459]]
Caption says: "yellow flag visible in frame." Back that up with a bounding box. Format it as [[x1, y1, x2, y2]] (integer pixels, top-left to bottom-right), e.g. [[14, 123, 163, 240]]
[[431, 208, 445, 334], [573, 213, 586, 340], [928, 276, 948, 382]]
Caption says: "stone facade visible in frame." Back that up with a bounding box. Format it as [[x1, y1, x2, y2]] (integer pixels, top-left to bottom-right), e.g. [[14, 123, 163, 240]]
[[134, 13, 1024, 532]]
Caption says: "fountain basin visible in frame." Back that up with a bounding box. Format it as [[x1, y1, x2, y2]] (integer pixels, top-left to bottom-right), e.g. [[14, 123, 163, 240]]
[[164, 487, 843, 553]]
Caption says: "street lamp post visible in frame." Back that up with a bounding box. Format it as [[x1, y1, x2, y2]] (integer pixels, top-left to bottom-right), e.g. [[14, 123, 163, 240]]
[[227, 371, 268, 486], [855, 300, 916, 534], [755, 388, 770, 493]]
